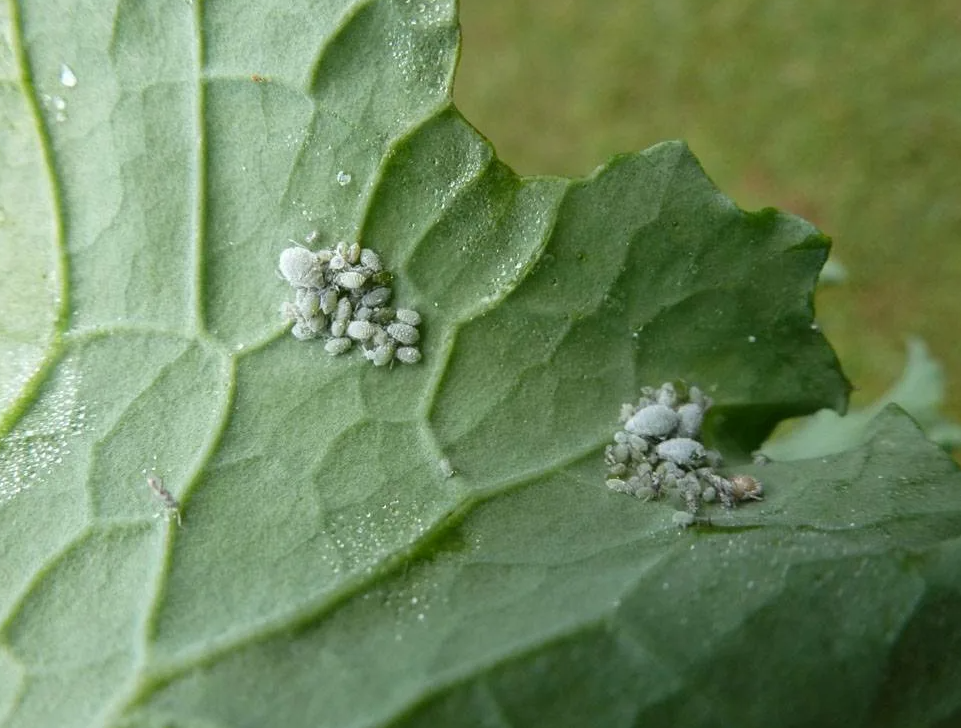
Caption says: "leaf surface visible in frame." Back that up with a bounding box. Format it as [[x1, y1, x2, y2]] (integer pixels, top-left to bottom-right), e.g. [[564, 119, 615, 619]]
[[1, 2, 958, 728]]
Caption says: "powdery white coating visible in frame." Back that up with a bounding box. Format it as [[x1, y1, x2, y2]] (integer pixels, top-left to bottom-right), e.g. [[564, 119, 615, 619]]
[[346, 320, 377, 341], [676, 402, 705, 439], [395, 346, 421, 364], [625, 404, 678, 439], [325, 337, 352, 355], [395, 308, 421, 326], [336, 271, 367, 290], [279, 247, 320, 287], [387, 322, 419, 345]]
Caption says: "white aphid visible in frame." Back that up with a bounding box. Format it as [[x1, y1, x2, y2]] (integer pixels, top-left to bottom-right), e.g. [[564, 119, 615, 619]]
[[346, 242, 361, 265], [395, 346, 421, 364], [656, 437, 706, 468], [346, 320, 377, 341], [304, 314, 328, 335], [330, 319, 347, 338], [295, 288, 320, 318], [656, 382, 678, 408], [360, 248, 382, 271], [370, 343, 395, 366], [361, 287, 392, 307], [336, 271, 367, 290], [625, 404, 678, 439], [353, 306, 373, 321], [395, 308, 421, 326], [291, 322, 313, 340], [672, 511, 695, 528], [676, 402, 704, 439], [319, 288, 339, 315], [335, 297, 352, 322], [278, 247, 320, 287], [609, 443, 630, 464], [606, 478, 633, 495], [324, 337, 352, 355], [387, 322, 419, 345]]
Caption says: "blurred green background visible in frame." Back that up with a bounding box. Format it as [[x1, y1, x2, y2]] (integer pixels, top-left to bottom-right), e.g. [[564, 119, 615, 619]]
[[454, 0, 961, 421]]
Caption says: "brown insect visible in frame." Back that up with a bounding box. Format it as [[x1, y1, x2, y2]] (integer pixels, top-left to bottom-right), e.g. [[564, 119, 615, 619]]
[[147, 475, 182, 526]]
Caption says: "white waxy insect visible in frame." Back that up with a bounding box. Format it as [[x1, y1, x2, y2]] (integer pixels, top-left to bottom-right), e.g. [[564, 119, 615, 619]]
[[730, 474, 763, 501], [656, 382, 678, 408], [360, 248, 382, 271], [278, 247, 321, 287], [395, 308, 421, 326], [346, 242, 361, 264], [295, 288, 321, 318], [279, 301, 299, 322], [147, 475, 182, 526], [438, 458, 454, 478], [319, 288, 339, 315], [613, 431, 629, 445], [335, 297, 353, 322], [672, 511, 696, 528], [701, 486, 717, 503], [676, 402, 704, 439], [328, 254, 347, 271], [346, 320, 377, 341], [361, 287, 392, 307], [627, 434, 649, 459], [372, 326, 390, 347], [291, 322, 314, 340], [608, 443, 630, 464], [656, 437, 706, 468], [370, 343, 395, 366], [304, 314, 328, 335], [336, 271, 367, 290], [625, 404, 679, 439], [607, 463, 628, 477], [606, 478, 632, 495], [395, 346, 421, 364], [353, 306, 373, 321], [387, 322, 419, 345], [330, 319, 347, 338], [324, 337, 352, 355]]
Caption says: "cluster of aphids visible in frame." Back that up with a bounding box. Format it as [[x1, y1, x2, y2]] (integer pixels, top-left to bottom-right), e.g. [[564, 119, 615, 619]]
[[604, 382, 763, 521], [278, 241, 422, 366]]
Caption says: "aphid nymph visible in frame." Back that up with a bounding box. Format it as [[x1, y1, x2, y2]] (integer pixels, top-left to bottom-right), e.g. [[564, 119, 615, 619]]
[[147, 475, 182, 526]]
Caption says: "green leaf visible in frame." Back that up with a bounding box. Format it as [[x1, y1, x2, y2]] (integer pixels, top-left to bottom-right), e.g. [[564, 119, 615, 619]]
[[764, 337, 961, 460], [1, 2, 957, 728]]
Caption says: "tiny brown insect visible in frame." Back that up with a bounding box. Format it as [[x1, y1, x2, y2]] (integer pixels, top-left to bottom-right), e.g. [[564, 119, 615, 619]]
[[729, 474, 764, 502], [251, 74, 268, 83]]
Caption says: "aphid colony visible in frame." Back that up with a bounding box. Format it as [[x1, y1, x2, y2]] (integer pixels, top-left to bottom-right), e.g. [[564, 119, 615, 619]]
[[604, 382, 763, 518], [278, 241, 422, 366]]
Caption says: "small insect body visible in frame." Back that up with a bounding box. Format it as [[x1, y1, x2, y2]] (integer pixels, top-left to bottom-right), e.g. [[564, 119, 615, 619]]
[[146, 475, 182, 526], [386, 322, 419, 345]]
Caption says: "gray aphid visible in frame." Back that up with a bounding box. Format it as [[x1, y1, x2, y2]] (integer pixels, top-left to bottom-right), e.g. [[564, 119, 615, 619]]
[[371, 343, 395, 366], [656, 382, 678, 408], [354, 306, 373, 321], [346, 320, 377, 341], [395, 346, 422, 364], [656, 437, 706, 468], [609, 443, 631, 464], [295, 288, 321, 318], [278, 247, 320, 288], [672, 511, 696, 528], [625, 404, 679, 439], [325, 337, 352, 355], [361, 287, 392, 307], [387, 322, 419, 345], [335, 297, 352, 322], [676, 402, 704, 439], [319, 288, 339, 315], [346, 242, 361, 265], [291, 321, 313, 340], [360, 248, 382, 271], [395, 308, 421, 326], [336, 271, 367, 290]]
